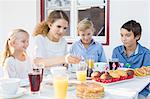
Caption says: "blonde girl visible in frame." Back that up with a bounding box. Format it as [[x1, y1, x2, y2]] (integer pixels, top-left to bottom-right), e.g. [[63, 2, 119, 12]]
[[1, 29, 32, 79], [33, 10, 81, 67]]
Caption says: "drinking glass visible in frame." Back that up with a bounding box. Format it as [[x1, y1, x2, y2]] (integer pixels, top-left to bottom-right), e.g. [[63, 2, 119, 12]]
[[86, 56, 94, 77], [109, 58, 119, 70], [32, 64, 44, 83], [76, 61, 87, 82], [28, 70, 41, 94], [51, 67, 68, 99], [86, 56, 94, 68]]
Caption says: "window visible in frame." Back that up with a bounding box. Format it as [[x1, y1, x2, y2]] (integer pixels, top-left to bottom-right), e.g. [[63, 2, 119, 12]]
[[40, 0, 110, 45]]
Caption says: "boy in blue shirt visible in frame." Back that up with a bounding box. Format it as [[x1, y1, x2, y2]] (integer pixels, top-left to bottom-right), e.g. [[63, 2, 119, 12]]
[[70, 18, 107, 62], [112, 20, 150, 98]]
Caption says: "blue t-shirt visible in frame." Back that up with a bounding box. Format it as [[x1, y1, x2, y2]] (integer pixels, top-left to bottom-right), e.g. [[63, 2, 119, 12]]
[[70, 39, 107, 62], [112, 43, 150, 69]]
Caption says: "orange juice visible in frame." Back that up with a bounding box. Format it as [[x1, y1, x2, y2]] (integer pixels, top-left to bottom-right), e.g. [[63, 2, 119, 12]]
[[53, 76, 68, 99], [86, 59, 94, 68], [76, 71, 87, 82]]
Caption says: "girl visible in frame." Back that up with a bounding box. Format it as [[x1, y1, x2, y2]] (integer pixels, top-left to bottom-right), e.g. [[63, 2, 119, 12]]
[[1, 29, 32, 79], [33, 10, 81, 67], [70, 18, 107, 62]]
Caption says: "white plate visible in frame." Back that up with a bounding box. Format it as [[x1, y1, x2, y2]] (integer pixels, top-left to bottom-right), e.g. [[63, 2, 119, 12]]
[[136, 75, 150, 79], [20, 79, 29, 87], [0, 88, 27, 99]]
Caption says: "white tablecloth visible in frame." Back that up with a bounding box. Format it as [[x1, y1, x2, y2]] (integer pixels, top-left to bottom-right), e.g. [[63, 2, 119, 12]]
[[3, 76, 150, 99]]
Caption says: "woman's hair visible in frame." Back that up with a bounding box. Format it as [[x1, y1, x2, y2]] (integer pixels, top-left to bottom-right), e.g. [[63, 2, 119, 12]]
[[121, 20, 142, 41], [33, 10, 69, 36], [77, 18, 95, 32], [0, 29, 29, 66]]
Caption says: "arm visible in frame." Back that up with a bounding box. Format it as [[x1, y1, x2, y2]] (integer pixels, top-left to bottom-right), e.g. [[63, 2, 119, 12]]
[[34, 55, 81, 67], [33, 35, 46, 58], [5, 58, 17, 78], [143, 51, 150, 66], [98, 44, 107, 62]]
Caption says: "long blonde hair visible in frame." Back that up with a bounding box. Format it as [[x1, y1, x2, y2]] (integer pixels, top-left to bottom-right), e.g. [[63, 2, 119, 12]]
[[32, 10, 69, 36], [0, 29, 29, 66]]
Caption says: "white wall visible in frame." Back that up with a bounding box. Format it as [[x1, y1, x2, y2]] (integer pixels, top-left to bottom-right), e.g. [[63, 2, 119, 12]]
[[0, 0, 150, 60], [104, 0, 150, 59], [0, 0, 39, 55]]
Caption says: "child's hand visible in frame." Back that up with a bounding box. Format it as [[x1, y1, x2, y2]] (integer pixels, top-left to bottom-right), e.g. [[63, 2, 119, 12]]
[[33, 57, 43, 66], [65, 54, 81, 64]]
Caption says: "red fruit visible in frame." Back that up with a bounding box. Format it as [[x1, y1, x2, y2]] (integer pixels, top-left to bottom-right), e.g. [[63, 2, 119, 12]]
[[127, 75, 134, 79], [93, 77, 100, 82]]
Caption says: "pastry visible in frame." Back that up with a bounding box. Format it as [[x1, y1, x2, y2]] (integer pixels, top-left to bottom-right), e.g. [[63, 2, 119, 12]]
[[100, 72, 112, 83], [126, 69, 134, 79], [76, 82, 104, 99]]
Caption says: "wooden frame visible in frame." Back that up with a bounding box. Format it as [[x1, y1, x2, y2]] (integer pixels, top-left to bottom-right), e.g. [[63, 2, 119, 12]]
[[40, 0, 110, 45]]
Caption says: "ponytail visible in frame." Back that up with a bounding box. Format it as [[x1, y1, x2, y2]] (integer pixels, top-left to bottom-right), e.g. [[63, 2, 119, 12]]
[[1, 39, 12, 66], [32, 21, 50, 36]]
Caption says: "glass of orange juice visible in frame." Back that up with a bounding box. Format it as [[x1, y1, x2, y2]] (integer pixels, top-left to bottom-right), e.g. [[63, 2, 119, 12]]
[[76, 61, 87, 82], [51, 67, 68, 99], [86, 56, 94, 68]]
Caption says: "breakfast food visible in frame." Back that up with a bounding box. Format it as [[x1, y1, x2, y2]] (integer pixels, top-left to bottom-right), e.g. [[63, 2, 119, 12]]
[[134, 66, 150, 76], [116, 70, 128, 80], [126, 69, 134, 79], [92, 69, 135, 83], [76, 82, 104, 99], [108, 71, 120, 82], [100, 72, 113, 83], [91, 71, 105, 78], [91, 71, 101, 79], [142, 66, 150, 75], [134, 68, 146, 76]]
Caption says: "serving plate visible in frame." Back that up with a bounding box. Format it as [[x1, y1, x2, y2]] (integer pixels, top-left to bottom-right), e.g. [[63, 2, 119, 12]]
[[93, 78, 135, 86]]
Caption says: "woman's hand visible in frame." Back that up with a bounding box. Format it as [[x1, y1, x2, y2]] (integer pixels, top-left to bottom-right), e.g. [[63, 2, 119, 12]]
[[65, 54, 81, 64]]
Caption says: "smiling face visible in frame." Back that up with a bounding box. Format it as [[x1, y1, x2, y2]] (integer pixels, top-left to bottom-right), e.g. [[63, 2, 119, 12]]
[[79, 28, 94, 45], [120, 28, 139, 48], [48, 19, 68, 42], [13, 32, 29, 52]]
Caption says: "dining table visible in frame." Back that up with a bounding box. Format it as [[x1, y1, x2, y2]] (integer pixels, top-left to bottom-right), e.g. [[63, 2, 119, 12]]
[[1, 74, 149, 99]]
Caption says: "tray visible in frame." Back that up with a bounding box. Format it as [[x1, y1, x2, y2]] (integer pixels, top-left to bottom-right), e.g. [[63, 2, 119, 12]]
[[93, 78, 135, 86]]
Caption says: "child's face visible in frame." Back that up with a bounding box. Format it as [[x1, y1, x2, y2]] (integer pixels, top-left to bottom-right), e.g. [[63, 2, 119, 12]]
[[13, 32, 29, 52], [48, 19, 68, 41], [120, 28, 139, 48], [79, 28, 94, 45]]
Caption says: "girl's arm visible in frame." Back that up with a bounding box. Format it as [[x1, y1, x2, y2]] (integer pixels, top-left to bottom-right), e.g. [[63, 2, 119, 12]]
[[5, 58, 17, 78], [34, 55, 81, 67]]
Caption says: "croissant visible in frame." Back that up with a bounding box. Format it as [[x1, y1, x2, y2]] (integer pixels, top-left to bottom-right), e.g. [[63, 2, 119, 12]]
[[134, 68, 146, 76]]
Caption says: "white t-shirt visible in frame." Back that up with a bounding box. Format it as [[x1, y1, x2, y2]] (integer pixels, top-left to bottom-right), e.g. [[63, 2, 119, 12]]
[[4, 56, 32, 79], [0, 66, 9, 79], [0, 66, 4, 78], [34, 35, 67, 58]]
